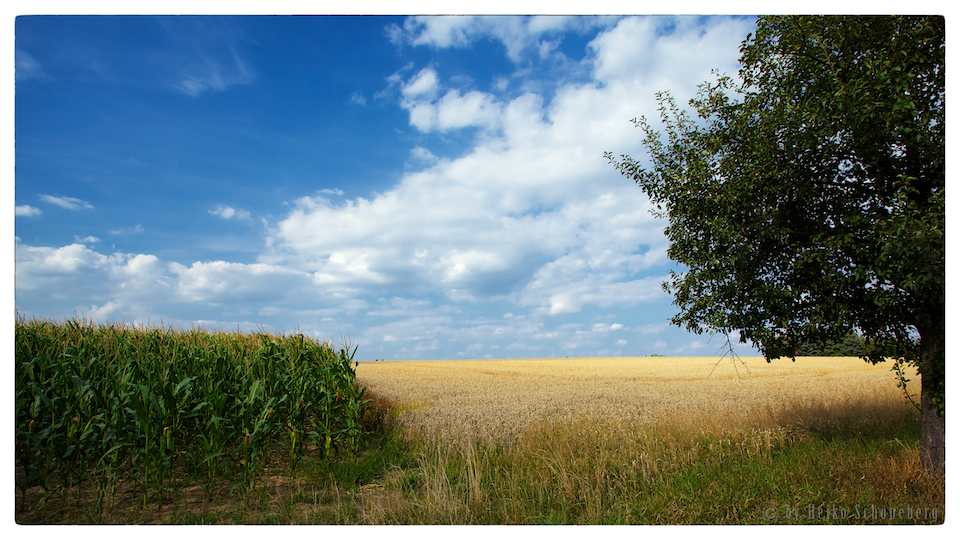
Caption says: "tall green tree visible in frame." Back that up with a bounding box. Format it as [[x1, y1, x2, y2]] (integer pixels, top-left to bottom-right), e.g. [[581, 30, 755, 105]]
[[607, 16, 944, 471]]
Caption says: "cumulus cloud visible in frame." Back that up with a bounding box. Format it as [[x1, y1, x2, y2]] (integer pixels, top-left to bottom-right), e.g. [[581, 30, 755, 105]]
[[402, 67, 440, 99], [88, 300, 123, 320], [435, 89, 502, 131], [14, 240, 173, 321], [169, 260, 316, 304], [16, 205, 41, 217], [40, 194, 93, 210], [366, 297, 433, 317], [410, 146, 439, 164], [397, 68, 448, 132], [13, 237, 355, 326], [532, 274, 667, 315], [15, 16, 758, 359], [400, 16, 479, 49], [391, 37, 548, 135], [392, 16, 616, 63], [265, 16, 751, 319], [588, 16, 753, 92]]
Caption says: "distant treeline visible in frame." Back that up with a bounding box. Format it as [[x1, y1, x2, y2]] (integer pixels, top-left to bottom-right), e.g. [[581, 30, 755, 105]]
[[799, 332, 870, 357]]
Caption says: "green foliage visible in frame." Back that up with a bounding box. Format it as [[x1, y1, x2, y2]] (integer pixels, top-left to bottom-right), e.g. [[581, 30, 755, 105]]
[[606, 16, 944, 412], [799, 331, 865, 357], [15, 314, 371, 513]]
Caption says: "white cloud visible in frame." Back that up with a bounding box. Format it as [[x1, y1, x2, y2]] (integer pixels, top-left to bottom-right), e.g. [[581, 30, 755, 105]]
[[588, 16, 754, 92], [397, 68, 452, 132], [416, 340, 440, 352], [366, 296, 433, 317], [638, 323, 670, 334], [410, 146, 439, 164], [435, 89, 502, 131], [110, 224, 144, 235], [526, 16, 583, 34], [27, 242, 108, 273], [88, 300, 122, 320], [395, 16, 617, 64], [13, 237, 360, 326], [15, 205, 41, 217], [173, 53, 255, 96], [400, 16, 479, 49], [170, 32, 256, 97], [536, 275, 666, 315], [169, 260, 317, 304], [74, 235, 101, 244], [406, 103, 438, 132], [266, 16, 748, 319], [16, 49, 46, 81], [15, 17, 756, 360], [401, 67, 439, 99], [14, 240, 174, 322], [537, 39, 559, 60], [358, 315, 453, 350], [40, 194, 93, 210], [210, 205, 251, 220], [350, 91, 367, 105]]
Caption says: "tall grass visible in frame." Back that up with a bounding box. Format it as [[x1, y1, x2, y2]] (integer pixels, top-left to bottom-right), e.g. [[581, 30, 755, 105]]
[[15, 314, 371, 520], [351, 355, 942, 524], [355, 395, 942, 524]]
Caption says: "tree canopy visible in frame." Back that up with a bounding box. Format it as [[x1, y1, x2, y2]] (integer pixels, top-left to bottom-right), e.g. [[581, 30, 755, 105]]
[[607, 16, 944, 469]]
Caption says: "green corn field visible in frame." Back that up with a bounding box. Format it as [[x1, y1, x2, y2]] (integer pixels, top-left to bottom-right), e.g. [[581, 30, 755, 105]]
[[15, 314, 371, 517]]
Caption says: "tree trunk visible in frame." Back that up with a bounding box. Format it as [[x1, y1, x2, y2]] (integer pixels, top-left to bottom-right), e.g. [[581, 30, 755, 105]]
[[920, 380, 945, 474], [918, 316, 945, 475]]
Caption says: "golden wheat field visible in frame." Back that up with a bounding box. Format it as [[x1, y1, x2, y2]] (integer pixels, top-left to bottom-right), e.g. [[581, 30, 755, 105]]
[[355, 355, 917, 444]]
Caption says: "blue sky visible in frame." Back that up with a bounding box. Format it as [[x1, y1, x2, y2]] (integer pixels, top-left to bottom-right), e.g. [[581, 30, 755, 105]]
[[14, 14, 766, 360]]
